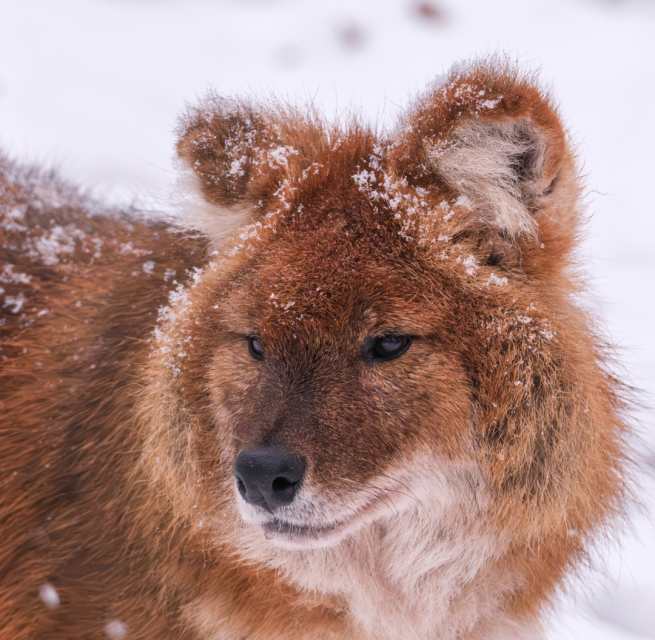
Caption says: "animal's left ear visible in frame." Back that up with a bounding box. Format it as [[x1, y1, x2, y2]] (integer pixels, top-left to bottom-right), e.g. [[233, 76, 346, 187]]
[[390, 61, 580, 248]]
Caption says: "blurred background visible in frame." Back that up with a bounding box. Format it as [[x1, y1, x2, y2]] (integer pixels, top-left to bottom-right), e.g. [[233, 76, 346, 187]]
[[1, 0, 654, 637]]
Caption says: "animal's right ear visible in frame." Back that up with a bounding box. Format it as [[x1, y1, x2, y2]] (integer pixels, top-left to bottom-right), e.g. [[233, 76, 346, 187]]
[[175, 95, 299, 210]]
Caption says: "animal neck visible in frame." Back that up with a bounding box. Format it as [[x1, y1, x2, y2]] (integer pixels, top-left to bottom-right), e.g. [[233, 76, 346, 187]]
[[271, 506, 525, 640]]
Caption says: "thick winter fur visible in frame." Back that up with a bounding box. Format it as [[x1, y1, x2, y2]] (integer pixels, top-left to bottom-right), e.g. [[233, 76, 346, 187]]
[[1, 60, 628, 640]]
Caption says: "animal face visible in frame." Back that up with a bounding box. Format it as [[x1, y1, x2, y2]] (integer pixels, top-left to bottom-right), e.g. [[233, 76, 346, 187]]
[[201, 217, 474, 548], [144, 61, 624, 575]]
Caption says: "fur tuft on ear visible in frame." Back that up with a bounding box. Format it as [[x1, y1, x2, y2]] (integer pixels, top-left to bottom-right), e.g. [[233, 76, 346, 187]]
[[174, 94, 307, 244], [173, 96, 268, 242], [429, 118, 549, 239], [391, 59, 577, 242], [176, 95, 270, 207]]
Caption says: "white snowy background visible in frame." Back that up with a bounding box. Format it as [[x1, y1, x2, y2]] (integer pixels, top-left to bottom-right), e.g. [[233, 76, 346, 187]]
[[1, 0, 654, 638]]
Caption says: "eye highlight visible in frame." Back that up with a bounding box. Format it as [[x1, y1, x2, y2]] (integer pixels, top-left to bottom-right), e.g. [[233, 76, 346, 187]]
[[248, 338, 264, 360], [370, 335, 412, 361]]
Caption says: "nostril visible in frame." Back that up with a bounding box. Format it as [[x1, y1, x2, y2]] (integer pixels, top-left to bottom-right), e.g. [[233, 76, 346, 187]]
[[237, 478, 247, 498], [272, 476, 295, 494]]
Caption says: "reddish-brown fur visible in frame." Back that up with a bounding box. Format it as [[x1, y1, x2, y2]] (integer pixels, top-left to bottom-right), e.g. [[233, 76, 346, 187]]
[[1, 60, 629, 639]]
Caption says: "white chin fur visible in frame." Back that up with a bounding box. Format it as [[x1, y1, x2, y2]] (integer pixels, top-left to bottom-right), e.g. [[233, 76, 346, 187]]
[[219, 455, 529, 640]]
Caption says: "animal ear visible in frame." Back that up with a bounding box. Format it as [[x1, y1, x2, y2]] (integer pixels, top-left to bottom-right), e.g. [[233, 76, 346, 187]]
[[391, 60, 579, 243], [176, 97, 267, 207], [175, 95, 304, 240]]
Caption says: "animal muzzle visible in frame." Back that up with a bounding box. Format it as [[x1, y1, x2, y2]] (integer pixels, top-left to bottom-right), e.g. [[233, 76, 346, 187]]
[[233, 448, 306, 513]]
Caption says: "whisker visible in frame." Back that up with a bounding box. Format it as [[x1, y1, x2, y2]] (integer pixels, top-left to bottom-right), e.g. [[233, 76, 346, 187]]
[[373, 471, 421, 505], [337, 477, 399, 516], [353, 456, 422, 505]]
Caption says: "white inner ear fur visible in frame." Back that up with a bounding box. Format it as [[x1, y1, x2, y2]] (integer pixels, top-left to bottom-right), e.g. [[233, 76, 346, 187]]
[[170, 160, 256, 250], [428, 119, 550, 240]]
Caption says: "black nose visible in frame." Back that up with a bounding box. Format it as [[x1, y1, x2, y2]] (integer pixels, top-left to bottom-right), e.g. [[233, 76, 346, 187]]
[[233, 449, 306, 513]]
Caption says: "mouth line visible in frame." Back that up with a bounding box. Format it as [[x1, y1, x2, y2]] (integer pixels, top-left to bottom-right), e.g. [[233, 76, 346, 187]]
[[259, 493, 392, 544], [262, 518, 340, 540]]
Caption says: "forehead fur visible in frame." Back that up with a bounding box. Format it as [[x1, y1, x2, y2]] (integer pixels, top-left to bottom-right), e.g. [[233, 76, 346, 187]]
[[176, 58, 581, 292]]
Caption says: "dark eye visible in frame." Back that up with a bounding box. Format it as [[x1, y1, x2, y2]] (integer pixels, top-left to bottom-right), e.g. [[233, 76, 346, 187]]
[[372, 335, 412, 360], [248, 338, 264, 360]]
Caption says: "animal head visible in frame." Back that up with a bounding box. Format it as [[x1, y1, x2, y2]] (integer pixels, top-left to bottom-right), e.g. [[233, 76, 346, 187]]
[[143, 60, 624, 574]]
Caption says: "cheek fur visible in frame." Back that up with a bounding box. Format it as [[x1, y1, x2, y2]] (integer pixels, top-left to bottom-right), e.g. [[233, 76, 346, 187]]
[[208, 341, 262, 453]]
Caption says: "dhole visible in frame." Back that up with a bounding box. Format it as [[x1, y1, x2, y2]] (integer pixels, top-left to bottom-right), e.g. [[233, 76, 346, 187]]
[[0, 60, 628, 640]]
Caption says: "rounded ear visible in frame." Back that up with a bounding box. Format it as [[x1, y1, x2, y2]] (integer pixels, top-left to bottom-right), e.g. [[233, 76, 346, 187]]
[[176, 97, 261, 207], [176, 94, 297, 208], [390, 60, 581, 246], [174, 94, 320, 246]]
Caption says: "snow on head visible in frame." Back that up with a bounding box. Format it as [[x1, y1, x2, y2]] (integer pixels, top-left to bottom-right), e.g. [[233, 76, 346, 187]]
[[105, 620, 128, 639], [267, 145, 298, 168], [3, 292, 26, 314], [430, 73, 448, 91], [454, 194, 471, 208], [0, 264, 32, 285], [39, 583, 60, 610], [487, 273, 508, 287], [0, 204, 29, 233], [227, 156, 246, 178], [462, 255, 479, 275], [30, 224, 83, 266], [153, 267, 208, 378]]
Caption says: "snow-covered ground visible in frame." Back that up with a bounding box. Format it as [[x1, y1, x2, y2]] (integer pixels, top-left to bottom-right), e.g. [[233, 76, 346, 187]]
[[1, 1, 653, 637]]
